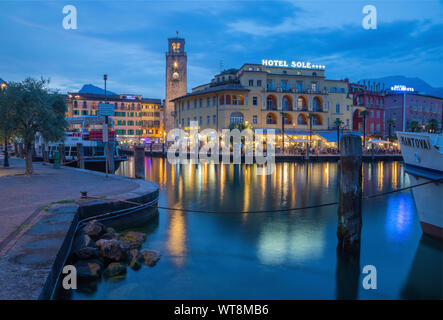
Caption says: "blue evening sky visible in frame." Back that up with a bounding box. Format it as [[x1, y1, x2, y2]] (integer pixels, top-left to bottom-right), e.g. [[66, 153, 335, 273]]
[[0, 0, 442, 98]]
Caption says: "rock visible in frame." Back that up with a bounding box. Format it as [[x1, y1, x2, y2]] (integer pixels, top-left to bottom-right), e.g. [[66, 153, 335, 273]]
[[74, 259, 103, 281], [83, 220, 107, 240], [103, 262, 127, 278], [72, 230, 95, 256], [74, 247, 100, 260], [141, 250, 161, 267], [101, 231, 118, 240], [96, 239, 127, 263], [127, 249, 143, 270], [121, 231, 146, 249]]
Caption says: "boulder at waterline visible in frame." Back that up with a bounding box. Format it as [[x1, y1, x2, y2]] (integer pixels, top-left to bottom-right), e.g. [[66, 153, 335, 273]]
[[74, 259, 103, 281], [120, 231, 146, 249], [83, 219, 107, 240], [141, 250, 161, 267], [96, 239, 127, 263], [104, 262, 127, 278], [72, 230, 95, 256], [127, 249, 143, 270], [74, 247, 100, 260]]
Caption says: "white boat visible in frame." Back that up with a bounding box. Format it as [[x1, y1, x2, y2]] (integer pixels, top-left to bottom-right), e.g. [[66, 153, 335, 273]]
[[34, 116, 127, 173], [397, 132, 443, 240]]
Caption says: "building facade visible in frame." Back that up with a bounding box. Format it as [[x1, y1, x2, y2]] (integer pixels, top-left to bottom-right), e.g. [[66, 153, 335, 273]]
[[384, 92, 443, 134], [66, 92, 163, 144], [349, 81, 386, 138], [172, 63, 355, 141], [165, 36, 187, 133]]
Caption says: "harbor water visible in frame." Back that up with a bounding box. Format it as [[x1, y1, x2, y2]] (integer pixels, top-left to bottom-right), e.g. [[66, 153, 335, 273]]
[[70, 158, 442, 299]]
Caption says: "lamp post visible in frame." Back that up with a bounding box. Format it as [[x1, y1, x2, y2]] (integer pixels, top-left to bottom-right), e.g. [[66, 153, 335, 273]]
[[103, 74, 109, 178], [1, 83, 9, 167]]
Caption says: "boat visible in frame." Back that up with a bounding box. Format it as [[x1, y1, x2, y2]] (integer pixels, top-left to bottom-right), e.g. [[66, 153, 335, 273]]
[[397, 131, 443, 240], [34, 116, 127, 173]]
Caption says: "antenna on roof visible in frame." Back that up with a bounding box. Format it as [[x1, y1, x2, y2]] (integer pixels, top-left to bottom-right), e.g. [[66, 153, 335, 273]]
[[176, 30, 179, 38]]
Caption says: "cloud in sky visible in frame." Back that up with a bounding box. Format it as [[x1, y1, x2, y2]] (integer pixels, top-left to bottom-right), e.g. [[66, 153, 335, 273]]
[[0, 0, 442, 97]]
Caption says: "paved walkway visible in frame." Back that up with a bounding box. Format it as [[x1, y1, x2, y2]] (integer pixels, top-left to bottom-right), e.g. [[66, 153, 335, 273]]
[[0, 158, 157, 299], [0, 158, 138, 247]]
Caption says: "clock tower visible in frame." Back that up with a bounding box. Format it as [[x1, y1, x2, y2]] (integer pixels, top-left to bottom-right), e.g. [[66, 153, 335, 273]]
[[165, 35, 187, 133]]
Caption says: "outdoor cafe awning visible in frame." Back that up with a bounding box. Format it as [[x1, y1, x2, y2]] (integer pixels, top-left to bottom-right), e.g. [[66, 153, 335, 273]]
[[314, 130, 363, 142]]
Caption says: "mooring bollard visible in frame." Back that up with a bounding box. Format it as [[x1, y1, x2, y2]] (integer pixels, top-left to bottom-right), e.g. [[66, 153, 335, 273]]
[[337, 134, 362, 253], [134, 146, 145, 179]]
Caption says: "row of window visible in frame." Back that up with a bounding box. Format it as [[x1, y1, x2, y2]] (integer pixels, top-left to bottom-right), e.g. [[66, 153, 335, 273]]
[[72, 100, 159, 110]]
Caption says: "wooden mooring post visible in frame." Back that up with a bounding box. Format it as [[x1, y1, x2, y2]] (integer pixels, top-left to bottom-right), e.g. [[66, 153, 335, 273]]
[[337, 134, 362, 253], [76, 143, 85, 169], [134, 145, 145, 179]]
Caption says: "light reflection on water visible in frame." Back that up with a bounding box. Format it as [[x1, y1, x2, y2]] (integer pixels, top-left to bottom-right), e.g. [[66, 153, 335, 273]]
[[68, 159, 441, 299]]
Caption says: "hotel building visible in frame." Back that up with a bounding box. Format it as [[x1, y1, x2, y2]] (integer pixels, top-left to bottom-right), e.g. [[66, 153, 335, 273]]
[[171, 62, 357, 147], [384, 91, 443, 133], [66, 92, 164, 144], [349, 81, 386, 138]]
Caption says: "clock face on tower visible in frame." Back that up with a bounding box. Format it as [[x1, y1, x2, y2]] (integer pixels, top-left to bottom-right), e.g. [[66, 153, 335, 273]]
[[172, 72, 180, 80]]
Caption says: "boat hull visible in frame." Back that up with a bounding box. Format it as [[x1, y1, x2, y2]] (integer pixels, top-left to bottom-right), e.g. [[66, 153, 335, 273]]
[[397, 132, 443, 240]]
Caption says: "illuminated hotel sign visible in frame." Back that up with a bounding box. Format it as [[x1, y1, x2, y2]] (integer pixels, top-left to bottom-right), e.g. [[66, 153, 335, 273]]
[[390, 85, 415, 92], [262, 59, 326, 69]]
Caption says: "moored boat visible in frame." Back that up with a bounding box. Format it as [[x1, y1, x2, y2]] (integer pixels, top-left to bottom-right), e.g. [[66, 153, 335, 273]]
[[34, 116, 127, 173], [397, 131, 443, 240]]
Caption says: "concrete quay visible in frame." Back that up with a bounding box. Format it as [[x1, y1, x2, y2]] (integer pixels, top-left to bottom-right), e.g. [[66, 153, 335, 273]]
[[0, 158, 159, 300]]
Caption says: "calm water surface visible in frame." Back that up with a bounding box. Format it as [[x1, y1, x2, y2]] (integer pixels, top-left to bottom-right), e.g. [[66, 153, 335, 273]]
[[71, 158, 442, 299]]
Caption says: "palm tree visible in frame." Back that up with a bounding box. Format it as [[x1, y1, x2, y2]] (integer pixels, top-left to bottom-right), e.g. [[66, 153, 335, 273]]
[[408, 120, 420, 132], [425, 118, 438, 133], [333, 118, 344, 153], [386, 119, 395, 141], [360, 110, 369, 146]]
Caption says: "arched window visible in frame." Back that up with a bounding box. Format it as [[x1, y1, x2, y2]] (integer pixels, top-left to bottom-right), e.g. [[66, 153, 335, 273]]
[[83, 101, 87, 107], [74, 100, 78, 107], [297, 96, 307, 110], [230, 112, 244, 124], [282, 96, 292, 111], [283, 114, 292, 124], [238, 95, 244, 105], [226, 95, 231, 104], [219, 95, 225, 105], [266, 113, 277, 124], [232, 95, 238, 105], [313, 97, 323, 112], [266, 95, 277, 110], [297, 114, 307, 125], [312, 114, 322, 125]]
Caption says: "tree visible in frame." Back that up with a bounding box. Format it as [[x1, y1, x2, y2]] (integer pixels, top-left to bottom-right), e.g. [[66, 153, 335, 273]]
[[10, 78, 67, 175], [360, 110, 369, 146], [425, 118, 438, 133], [386, 119, 395, 141], [334, 118, 344, 153], [0, 82, 14, 167], [408, 120, 420, 133]]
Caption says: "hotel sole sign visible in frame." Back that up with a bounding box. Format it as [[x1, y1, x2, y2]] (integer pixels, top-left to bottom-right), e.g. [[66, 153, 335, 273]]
[[262, 59, 325, 69]]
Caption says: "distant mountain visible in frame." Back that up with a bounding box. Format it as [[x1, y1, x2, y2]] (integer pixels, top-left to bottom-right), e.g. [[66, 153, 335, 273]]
[[78, 84, 117, 96], [359, 76, 443, 98]]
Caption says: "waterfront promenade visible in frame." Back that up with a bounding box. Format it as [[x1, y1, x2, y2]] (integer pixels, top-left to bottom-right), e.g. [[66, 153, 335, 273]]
[[0, 158, 157, 299]]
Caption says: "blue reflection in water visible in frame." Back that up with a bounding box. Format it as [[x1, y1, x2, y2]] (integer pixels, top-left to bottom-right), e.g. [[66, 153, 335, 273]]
[[385, 194, 415, 243], [64, 159, 441, 300]]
